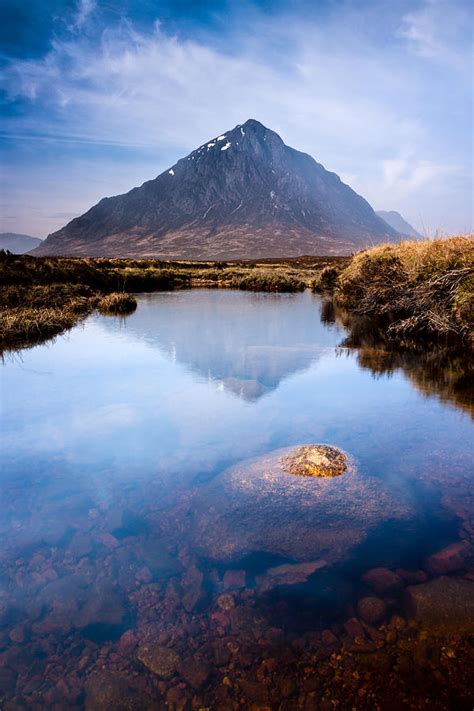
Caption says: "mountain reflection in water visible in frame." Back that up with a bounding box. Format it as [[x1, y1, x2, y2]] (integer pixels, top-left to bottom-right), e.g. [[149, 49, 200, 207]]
[[104, 290, 339, 400]]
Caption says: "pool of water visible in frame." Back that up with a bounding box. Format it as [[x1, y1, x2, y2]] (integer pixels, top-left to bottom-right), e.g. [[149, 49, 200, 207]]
[[1, 289, 473, 708]]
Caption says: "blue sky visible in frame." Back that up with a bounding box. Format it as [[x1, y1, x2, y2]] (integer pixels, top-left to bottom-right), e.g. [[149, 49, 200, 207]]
[[1, 0, 472, 237]]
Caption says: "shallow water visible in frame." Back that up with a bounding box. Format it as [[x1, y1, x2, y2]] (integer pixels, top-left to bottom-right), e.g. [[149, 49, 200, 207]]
[[1, 289, 473, 707]]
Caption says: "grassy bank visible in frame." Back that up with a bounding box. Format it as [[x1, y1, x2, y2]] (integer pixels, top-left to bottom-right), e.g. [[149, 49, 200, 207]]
[[335, 236, 473, 345], [2, 238, 471, 353], [0, 252, 343, 351]]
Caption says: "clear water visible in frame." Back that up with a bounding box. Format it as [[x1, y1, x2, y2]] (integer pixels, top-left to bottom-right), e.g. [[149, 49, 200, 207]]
[[1, 289, 473, 706]]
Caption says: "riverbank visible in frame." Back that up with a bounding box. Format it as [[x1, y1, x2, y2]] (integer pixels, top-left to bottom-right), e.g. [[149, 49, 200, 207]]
[[1, 237, 472, 352], [334, 236, 473, 346], [0, 252, 345, 351]]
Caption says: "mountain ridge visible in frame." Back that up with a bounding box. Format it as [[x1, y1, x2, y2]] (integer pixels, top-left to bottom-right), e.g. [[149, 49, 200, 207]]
[[1, 233, 43, 254], [376, 211, 422, 238], [33, 119, 399, 258]]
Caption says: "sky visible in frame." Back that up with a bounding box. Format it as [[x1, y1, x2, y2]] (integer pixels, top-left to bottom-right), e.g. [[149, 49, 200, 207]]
[[0, 0, 472, 238]]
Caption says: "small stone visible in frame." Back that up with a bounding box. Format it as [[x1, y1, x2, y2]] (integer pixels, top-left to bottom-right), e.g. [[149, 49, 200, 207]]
[[281, 677, 296, 698], [223, 569, 246, 590], [211, 610, 230, 628], [181, 563, 204, 612], [117, 630, 137, 656], [84, 672, 145, 710], [343, 617, 365, 639], [362, 567, 403, 596], [68, 532, 93, 558], [388, 614, 406, 631], [9, 625, 26, 643], [424, 542, 468, 575], [395, 568, 428, 584], [165, 686, 188, 709], [74, 583, 125, 629], [357, 597, 387, 625], [137, 644, 180, 679], [321, 629, 338, 646], [178, 657, 211, 689], [217, 594, 235, 611], [135, 567, 152, 583], [255, 560, 326, 593], [98, 532, 119, 549]]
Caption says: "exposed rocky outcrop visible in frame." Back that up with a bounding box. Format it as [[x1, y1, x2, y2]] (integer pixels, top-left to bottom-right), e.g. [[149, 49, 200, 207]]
[[282, 444, 348, 478]]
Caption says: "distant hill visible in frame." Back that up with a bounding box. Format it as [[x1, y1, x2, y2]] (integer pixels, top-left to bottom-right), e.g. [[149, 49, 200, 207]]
[[33, 119, 398, 259], [376, 211, 422, 238], [0, 233, 43, 254]]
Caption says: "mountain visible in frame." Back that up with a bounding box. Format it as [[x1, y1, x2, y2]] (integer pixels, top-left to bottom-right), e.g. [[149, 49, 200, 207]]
[[33, 119, 399, 259], [376, 211, 422, 238], [1, 233, 43, 254]]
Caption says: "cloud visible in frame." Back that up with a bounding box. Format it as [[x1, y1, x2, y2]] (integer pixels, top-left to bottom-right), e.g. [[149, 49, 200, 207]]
[[0, 17, 427, 155], [382, 156, 455, 192], [399, 0, 472, 69], [71, 0, 96, 30], [0, 1, 472, 236]]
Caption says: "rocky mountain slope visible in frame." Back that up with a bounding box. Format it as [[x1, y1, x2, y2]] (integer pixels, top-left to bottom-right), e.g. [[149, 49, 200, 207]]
[[33, 119, 399, 259]]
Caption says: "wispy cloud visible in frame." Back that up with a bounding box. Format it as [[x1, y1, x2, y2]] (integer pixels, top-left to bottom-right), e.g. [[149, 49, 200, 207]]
[[70, 0, 96, 31], [399, 0, 472, 69], [1, 0, 472, 236]]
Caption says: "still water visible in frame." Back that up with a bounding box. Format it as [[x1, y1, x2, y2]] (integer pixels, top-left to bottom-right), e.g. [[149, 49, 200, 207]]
[[1, 290, 473, 708]]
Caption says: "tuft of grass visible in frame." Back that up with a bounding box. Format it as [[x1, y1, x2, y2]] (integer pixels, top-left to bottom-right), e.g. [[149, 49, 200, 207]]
[[0, 306, 87, 348], [98, 292, 137, 314], [311, 265, 341, 293], [227, 269, 305, 292], [335, 236, 474, 343]]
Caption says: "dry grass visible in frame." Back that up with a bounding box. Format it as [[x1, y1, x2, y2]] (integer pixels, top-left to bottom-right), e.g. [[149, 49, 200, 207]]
[[0, 306, 89, 347], [227, 269, 305, 292], [311, 265, 342, 292], [98, 292, 137, 314], [335, 236, 474, 343], [0, 252, 326, 350]]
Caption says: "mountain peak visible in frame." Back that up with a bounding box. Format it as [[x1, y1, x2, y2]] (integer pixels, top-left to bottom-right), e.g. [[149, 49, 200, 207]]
[[239, 118, 269, 132], [33, 121, 398, 259]]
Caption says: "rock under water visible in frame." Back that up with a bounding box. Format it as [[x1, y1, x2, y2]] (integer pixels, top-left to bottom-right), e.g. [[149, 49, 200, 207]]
[[282, 444, 348, 478], [190, 444, 412, 563]]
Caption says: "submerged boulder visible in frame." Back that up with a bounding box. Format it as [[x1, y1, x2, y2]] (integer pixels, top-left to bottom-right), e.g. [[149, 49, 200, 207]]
[[424, 542, 468, 575], [404, 576, 474, 635], [137, 644, 180, 679], [362, 567, 403, 596], [357, 596, 387, 625], [190, 444, 412, 564], [255, 560, 327, 592], [84, 672, 147, 711]]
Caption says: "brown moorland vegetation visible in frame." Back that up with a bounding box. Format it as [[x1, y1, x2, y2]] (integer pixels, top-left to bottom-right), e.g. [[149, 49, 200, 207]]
[[1, 238, 472, 353], [97, 292, 138, 314], [0, 252, 343, 351], [335, 236, 473, 345]]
